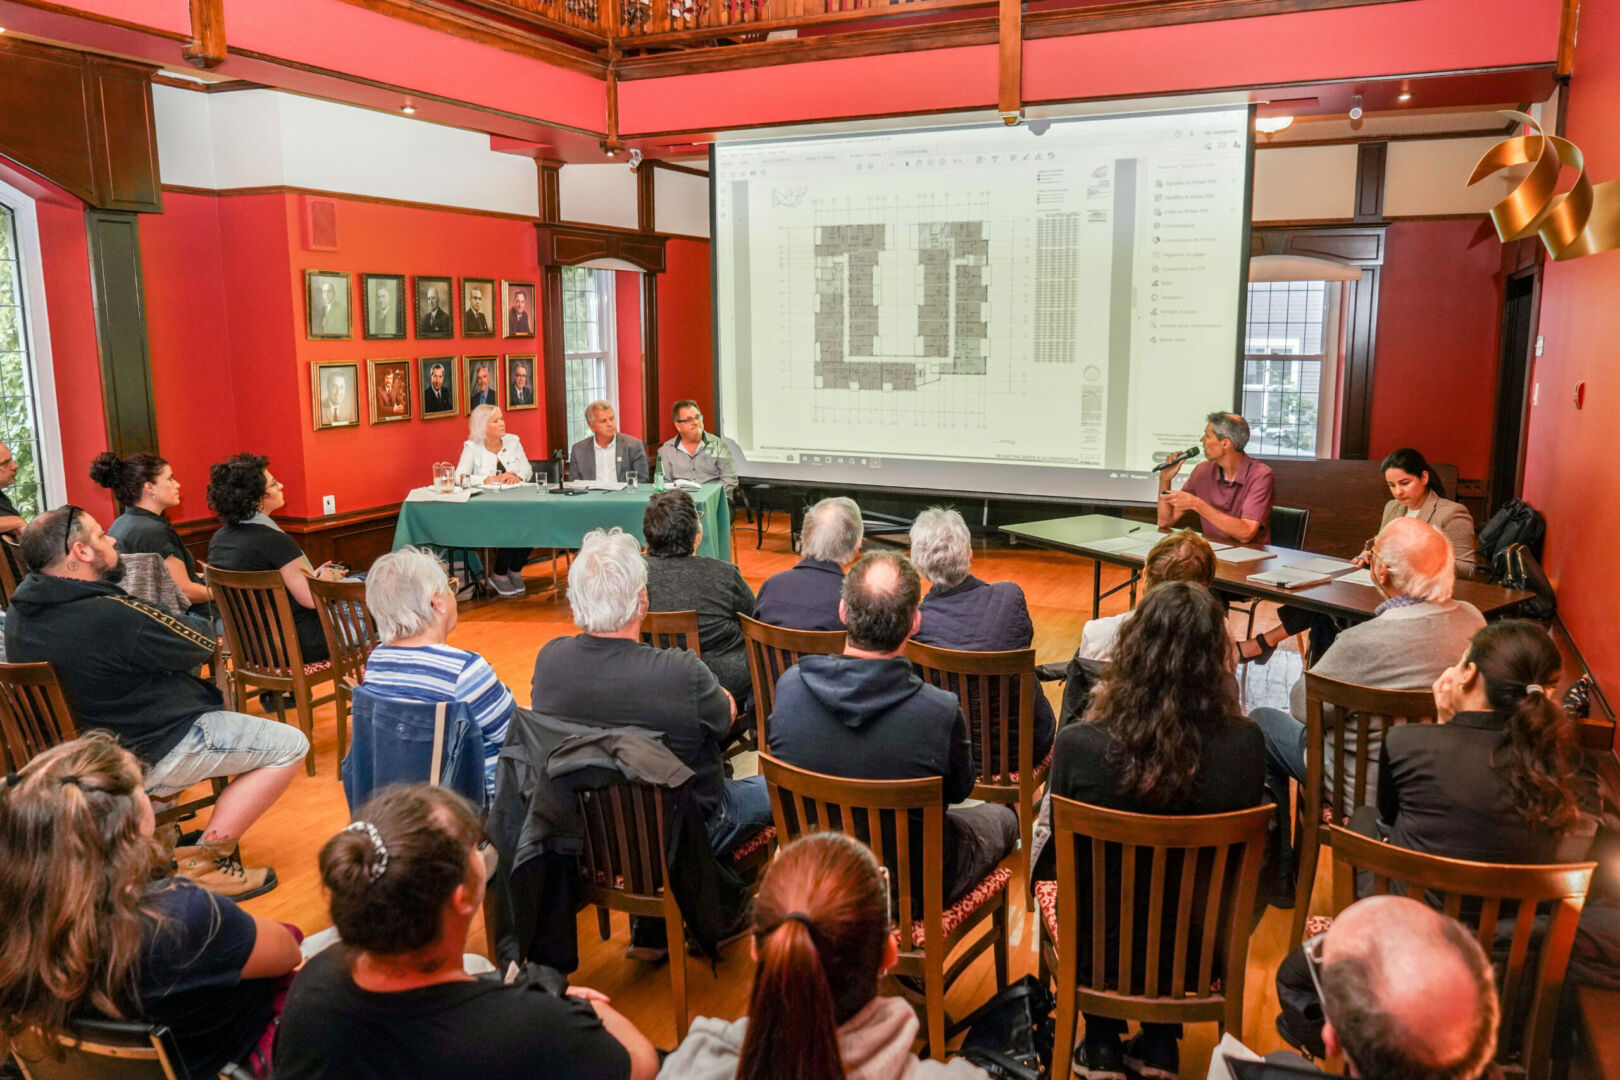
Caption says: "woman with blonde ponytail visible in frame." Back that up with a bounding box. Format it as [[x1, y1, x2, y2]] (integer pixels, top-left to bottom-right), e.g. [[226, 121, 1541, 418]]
[[0, 732, 302, 1078], [659, 832, 986, 1080]]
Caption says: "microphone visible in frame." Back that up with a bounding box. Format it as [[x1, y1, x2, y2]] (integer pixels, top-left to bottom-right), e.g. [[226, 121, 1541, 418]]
[[1151, 447, 1200, 473]]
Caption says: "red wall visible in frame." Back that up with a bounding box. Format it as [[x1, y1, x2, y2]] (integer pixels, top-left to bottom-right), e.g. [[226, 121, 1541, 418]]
[[655, 238, 713, 448], [1367, 219, 1503, 478], [139, 190, 546, 522], [614, 270, 644, 441], [1523, 0, 1620, 694]]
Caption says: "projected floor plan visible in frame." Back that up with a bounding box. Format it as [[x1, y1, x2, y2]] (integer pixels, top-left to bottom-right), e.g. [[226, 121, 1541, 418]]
[[813, 221, 990, 391]]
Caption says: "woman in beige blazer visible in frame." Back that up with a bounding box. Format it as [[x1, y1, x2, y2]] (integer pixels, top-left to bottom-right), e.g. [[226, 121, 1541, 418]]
[[1355, 447, 1478, 577]]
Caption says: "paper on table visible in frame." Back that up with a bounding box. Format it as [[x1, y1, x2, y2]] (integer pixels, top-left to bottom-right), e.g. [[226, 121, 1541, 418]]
[[566, 480, 627, 491], [1215, 546, 1274, 563], [1290, 556, 1357, 575], [672, 478, 703, 491], [1336, 567, 1378, 587], [1085, 534, 1161, 556], [407, 486, 480, 503]]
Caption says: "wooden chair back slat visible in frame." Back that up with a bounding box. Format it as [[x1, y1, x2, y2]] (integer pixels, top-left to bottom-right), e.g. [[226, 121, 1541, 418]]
[[1045, 794, 1270, 1063], [641, 610, 702, 656], [209, 566, 305, 678], [1292, 674, 1435, 945], [0, 662, 76, 771], [577, 782, 670, 897], [309, 579, 375, 679], [740, 615, 844, 747], [0, 534, 22, 610], [904, 641, 1036, 784], [1327, 825, 1596, 1080]]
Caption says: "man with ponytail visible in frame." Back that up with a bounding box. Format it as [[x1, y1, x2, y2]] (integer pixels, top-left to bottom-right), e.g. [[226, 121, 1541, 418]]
[[659, 832, 987, 1080]]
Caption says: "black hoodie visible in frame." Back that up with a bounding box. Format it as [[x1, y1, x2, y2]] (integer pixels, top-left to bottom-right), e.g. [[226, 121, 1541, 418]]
[[768, 653, 977, 903], [5, 573, 223, 764]]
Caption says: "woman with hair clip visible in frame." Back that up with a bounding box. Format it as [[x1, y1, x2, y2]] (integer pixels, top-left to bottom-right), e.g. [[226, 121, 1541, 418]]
[[659, 831, 987, 1080], [275, 783, 657, 1080], [0, 732, 303, 1079], [91, 450, 215, 626], [1030, 581, 1266, 1080]]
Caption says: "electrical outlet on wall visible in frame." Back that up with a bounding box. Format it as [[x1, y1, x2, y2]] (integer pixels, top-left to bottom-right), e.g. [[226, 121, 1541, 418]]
[[322, 495, 336, 516]]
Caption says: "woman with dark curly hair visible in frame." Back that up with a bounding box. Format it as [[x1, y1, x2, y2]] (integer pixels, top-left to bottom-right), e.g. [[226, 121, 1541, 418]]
[[206, 453, 344, 662], [0, 732, 302, 1078], [1030, 581, 1265, 1080]]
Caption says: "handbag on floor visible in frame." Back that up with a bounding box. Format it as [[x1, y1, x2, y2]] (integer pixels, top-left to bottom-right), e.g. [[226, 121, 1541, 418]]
[[954, 974, 1056, 1080]]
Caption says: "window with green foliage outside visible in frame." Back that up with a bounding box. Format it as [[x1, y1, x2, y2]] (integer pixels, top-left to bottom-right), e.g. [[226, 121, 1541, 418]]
[[0, 203, 44, 517]]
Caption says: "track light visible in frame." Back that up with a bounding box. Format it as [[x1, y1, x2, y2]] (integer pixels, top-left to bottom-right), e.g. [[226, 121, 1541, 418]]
[[400, 103, 417, 114], [1254, 115, 1295, 135], [628, 149, 644, 170], [1348, 95, 1364, 121], [1396, 91, 1413, 103]]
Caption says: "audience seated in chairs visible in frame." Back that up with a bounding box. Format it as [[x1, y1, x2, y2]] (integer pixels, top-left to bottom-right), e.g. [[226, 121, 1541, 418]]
[[1076, 530, 1217, 663], [910, 505, 1056, 766], [530, 527, 772, 959], [0, 732, 303, 1079], [207, 453, 347, 664], [275, 783, 658, 1080], [768, 551, 1018, 910], [1276, 895, 1500, 1080], [755, 496, 863, 632], [658, 831, 988, 1080], [643, 489, 757, 702], [92, 450, 217, 634], [4, 507, 306, 897], [359, 546, 514, 804], [1029, 581, 1266, 1080], [1250, 517, 1486, 893]]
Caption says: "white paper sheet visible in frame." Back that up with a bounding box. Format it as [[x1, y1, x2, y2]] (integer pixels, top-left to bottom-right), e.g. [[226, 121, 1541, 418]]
[[1336, 567, 1378, 587], [1290, 556, 1357, 575], [1248, 567, 1331, 589], [1206, 1033, 1263, 1080], [407, 486, 480, 503], [1215, 546, 1273, 563], [1084, 534, 1160, 556]]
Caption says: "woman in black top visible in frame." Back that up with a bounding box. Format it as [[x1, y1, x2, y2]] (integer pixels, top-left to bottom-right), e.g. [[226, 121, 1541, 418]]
[[1032, 581, 1265, 1080], [642, 489, 756, 703], [92, 451, 214, 619], [206, 453, 344, 662]]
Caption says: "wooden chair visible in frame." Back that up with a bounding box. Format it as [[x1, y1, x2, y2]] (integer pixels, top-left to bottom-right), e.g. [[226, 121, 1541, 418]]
[[0, 533, 22, 610], [905, 640, 1048, 909], [13, 1015, 254, 1079], [575, 779, 775, 1041], [207, 566, 338, 776], [309, 578, 379, 763], [759, 752, 1012, 1059], [0, 660, 222, 826], [739, 614, 845, 749], [640, 609, 702, 656], [1290, 673, 1434, 945], [1328, 825, 1596, 1080], [1037, 796, 1271, 1071]]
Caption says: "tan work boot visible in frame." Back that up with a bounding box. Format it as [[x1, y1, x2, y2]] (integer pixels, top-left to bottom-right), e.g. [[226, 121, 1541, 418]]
[[173, 842, 279, 901]]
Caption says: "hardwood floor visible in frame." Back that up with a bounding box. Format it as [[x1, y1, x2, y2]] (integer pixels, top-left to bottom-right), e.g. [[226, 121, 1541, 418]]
[[217, 514, 1314, 1071]]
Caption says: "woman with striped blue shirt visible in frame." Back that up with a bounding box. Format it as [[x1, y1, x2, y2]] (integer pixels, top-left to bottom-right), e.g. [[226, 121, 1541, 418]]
[[360, 546, 514, 801]]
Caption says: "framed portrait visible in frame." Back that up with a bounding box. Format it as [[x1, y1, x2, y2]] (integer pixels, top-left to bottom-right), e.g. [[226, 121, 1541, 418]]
[[367, 358, 412, 424], [460, 277, 496, 338], [502, 280, 536, 339], [361, 274, 407, 340], [504, 355, 538, 411], [305, 270, 351, 340], [312, 361, 361, 430], [414, 276, 455, 339], [465, 355, 499, 413], [420, 356, 460, 419]]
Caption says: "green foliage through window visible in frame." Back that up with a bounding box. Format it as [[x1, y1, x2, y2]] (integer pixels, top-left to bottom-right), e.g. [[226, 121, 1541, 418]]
[[0, 204, 44, 517]]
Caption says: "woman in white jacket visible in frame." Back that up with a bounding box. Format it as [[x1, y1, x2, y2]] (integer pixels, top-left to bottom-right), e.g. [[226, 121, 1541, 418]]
[[658, 832, 985, 1080], [455, 405, 533, 597]]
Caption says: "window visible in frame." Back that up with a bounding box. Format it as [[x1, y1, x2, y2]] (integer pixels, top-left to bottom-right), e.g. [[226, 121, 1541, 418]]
[[1241, 280, 1341, 458], [562, 266, 617, 447], [0, 202, 46, 516]]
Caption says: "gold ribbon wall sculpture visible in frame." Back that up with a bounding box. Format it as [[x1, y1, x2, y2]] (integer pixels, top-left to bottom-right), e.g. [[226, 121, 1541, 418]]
[[1469, 110, 1620, 261]]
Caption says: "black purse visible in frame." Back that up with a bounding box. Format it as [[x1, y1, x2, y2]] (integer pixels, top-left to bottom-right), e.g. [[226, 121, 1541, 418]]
[[953, 975, 1056, 1080]]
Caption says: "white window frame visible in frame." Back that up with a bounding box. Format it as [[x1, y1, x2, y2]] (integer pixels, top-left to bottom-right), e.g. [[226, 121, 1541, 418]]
[[1240, 280, 1343, 459], [0, 177, 65, 508], [562, 266, 619, 447]]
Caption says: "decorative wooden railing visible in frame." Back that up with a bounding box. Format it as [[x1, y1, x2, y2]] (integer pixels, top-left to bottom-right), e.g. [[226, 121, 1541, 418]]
[[615, 0, 990, 44]]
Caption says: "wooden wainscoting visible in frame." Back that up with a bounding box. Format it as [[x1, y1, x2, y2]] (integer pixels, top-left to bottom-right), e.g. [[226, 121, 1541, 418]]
[[174, 504, 401, 574]]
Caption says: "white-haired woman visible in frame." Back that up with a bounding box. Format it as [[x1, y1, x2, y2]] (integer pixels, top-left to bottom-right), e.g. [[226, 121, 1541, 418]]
[[455, 405, 534, 597], [360, 546, 515, 802], [909, 507, 1055, 768]]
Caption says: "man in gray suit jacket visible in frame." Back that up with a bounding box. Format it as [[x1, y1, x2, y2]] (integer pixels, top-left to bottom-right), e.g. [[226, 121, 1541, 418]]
[[568, 400, 649, 484]]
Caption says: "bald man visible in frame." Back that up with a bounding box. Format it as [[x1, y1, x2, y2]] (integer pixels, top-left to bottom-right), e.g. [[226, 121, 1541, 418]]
[[1278, 895, 1498, 1080], [1252, 517, 1486, 900], [0, 441, 25, 536]]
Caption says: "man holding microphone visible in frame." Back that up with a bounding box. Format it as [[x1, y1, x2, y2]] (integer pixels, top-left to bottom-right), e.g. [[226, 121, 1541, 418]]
[[1155, 411, 1275, 545]]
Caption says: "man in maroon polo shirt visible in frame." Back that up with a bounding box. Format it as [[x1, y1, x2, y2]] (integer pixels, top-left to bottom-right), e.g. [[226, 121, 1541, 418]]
[[1155, 411, 1274, 544]]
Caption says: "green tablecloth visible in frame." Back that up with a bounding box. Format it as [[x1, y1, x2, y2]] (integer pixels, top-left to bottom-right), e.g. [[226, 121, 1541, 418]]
[[392, 482, 732, 561]]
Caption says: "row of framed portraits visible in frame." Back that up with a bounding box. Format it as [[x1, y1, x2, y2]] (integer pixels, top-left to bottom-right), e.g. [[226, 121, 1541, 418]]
[[310, 355, 536, 431], [304, 270, 537, 342]]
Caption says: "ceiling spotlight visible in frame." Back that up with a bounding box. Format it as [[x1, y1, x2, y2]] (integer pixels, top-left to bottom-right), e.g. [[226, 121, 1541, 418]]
[[628, 148, 644, 169], [400, 103, 417, 114], [1348, 94, 1364, 121], [1396, 91, 1414, 103], [1254, 115, 1295, 135]]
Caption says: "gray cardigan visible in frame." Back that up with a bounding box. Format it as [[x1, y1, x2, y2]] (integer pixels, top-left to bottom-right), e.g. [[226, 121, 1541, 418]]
[[1377, 490, 1478, 577]]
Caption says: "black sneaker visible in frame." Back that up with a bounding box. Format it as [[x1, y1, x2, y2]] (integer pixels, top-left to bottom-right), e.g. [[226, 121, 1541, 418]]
[[626, 917, 669, 963], [1073, 1037, 1127, 1080], [1123, 1032, 1179, 1080]]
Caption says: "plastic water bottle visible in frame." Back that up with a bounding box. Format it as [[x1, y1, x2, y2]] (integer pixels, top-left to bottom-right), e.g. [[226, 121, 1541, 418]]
[[653, 456, 666, 493]]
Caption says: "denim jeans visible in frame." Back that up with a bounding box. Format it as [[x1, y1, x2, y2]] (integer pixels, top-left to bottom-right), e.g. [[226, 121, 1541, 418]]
[[1253, 706, 1308, 865], [143, 711, 310, 797], [707, 774, 773, 856]]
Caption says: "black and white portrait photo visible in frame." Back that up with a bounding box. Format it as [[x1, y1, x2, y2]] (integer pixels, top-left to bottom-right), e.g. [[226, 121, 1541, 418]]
[[461, 277, 495, 337], [415, 276, 454, 338], [305, 270, 351, 340], [362, 274, 406, 340], [312, 361, 360, 429]]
